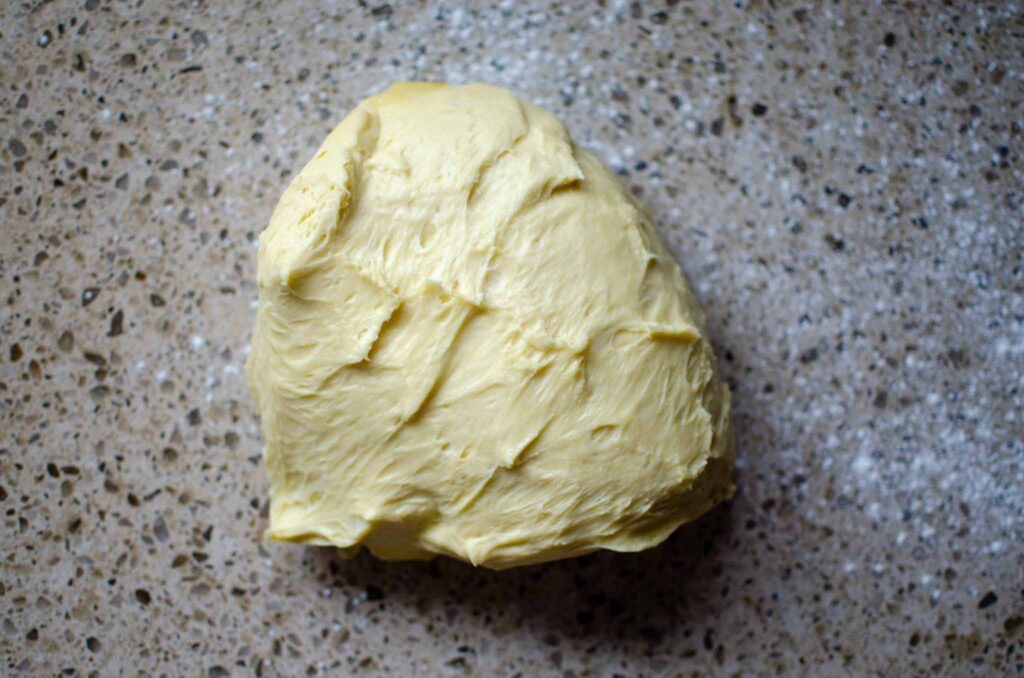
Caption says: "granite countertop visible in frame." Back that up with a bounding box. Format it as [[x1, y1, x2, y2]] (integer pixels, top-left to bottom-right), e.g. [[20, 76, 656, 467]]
[[2, 1, 1021, 675]]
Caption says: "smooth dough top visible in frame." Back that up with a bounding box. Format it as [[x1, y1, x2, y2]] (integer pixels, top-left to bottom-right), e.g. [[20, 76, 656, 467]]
[[246, 82, 734, 569]]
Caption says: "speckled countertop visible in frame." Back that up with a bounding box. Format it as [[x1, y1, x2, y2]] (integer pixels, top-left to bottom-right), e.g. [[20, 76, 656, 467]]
[[2, 1, 1022, 675]]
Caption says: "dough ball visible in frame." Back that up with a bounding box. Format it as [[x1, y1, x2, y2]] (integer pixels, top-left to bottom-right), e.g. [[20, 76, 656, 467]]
[[247, 82, 734, 569]]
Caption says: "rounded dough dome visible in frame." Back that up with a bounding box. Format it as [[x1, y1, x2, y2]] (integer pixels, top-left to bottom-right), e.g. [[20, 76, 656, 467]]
[[246, 82, 734, 569]]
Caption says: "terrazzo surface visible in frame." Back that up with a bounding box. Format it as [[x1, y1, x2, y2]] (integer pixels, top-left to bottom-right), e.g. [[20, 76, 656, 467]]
[[2, 1, 1022, 675]]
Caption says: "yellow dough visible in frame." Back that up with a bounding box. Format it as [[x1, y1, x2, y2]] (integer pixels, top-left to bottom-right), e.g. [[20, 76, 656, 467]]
[[246, 82, 734, 569]]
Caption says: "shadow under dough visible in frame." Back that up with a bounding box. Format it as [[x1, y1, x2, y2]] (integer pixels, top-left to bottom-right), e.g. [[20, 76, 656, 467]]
[[310, 500, 738, 646]]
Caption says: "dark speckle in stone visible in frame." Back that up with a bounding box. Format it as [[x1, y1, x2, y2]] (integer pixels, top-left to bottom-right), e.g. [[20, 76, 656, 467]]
[[187, 408, 201, 426], [799, 348, 819, 364], [82, 287, 99, 306], [824, 234, 845, 252], [8, 138, 27, 157], [85, 637, 100, 653], [946, 348, 970, 369], [83, 351, 107, 368], [370, 4, 392, 19], [883, 32, 897, 47], [709, 117, 724, 136], [10, 343, 23, 361], [837, 193, 852, 208], [135, 589, 152, 605], [978, 591, 998, 609], [366, 585, 384, 601], [751, 103, 768, 116], [153, 516, 170, 542], [108, 310, 124, 337]]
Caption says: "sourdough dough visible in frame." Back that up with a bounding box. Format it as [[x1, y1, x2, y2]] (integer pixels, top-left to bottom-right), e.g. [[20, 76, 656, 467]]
[[246, 82, 734, 569]]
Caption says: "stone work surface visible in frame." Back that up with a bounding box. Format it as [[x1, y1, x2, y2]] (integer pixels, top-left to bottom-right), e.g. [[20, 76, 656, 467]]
[[1, 1, 1021, 675]]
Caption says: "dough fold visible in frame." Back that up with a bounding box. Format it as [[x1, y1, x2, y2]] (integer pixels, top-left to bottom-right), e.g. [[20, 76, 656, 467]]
[[247, 82, 734, 569]]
